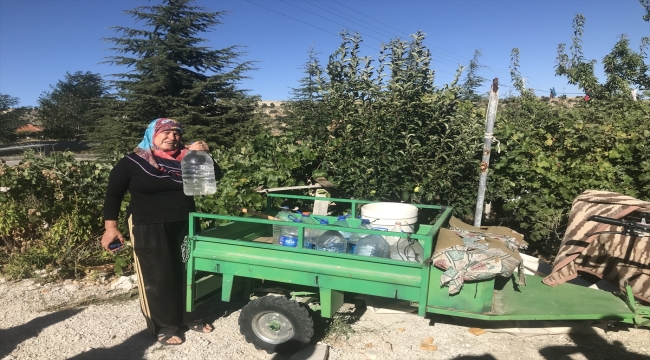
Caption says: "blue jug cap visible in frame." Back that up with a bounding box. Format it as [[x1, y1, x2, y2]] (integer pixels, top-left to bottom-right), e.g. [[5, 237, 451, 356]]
[[337, 215, 347, 220], [319, 219, 329, 225], [361, 219, 370, 224]]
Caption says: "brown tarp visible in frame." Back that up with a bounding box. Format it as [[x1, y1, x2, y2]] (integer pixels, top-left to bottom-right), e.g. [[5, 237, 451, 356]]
[[542, 190, 650, 303]]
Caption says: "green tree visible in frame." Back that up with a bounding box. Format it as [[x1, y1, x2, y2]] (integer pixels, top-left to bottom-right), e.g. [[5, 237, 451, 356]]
[[555, 14, 650, 99], [282, 47, 332, 145], [0, 95, 31, 144], [37, 71, 109, 141], [285, 31, 485, 217], [94, 0, 258, 154], [460, 50, 487, 101], [641, 0, 650, 22]]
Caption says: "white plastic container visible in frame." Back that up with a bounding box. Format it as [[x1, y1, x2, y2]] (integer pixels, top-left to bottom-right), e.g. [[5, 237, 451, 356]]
[[360, 202, 418, 233], [181, 150, 217, 195]]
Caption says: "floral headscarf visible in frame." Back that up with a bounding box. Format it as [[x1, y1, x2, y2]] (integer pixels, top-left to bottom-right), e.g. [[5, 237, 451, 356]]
[[134, 118, 189, 177]]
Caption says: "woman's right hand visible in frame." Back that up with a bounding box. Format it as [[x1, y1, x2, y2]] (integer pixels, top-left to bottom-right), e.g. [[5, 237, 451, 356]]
[[101, 221, 124, 251]]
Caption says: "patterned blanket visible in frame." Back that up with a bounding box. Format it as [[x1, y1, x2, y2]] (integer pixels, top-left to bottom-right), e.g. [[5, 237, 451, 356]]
[[432, 217, 528, 295], [543, 190, 650, 303]]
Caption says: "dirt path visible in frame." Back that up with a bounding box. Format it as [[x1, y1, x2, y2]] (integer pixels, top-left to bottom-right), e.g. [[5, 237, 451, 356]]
[[1, 277, 649, 360]]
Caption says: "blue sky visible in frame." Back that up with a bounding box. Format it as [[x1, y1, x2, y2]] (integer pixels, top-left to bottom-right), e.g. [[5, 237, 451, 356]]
[[1, 0, 648, 107]]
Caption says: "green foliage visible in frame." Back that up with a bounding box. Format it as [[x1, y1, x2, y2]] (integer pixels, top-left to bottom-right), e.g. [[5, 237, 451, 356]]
[[0, 151, 122, 278], [195, 131, 318, 219], [282, 47, 334, 146], [37, 71, 109, 141], [284, 31, 485, 218], [460, 50, 487, 101], [490, 96, 650, 254], [0, 94, 31, 144], [93, 0, 259, 155], [556, 14, 650, 99], [602, 35, 650, 96]]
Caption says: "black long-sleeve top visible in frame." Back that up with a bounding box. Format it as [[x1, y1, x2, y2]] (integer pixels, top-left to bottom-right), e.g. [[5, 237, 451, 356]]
[[103, 152, 220, 225]]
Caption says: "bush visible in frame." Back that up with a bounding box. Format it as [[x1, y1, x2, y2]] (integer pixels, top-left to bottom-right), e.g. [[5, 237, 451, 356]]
[[0, 151, 121, 278], [490, 96, 650, 255]]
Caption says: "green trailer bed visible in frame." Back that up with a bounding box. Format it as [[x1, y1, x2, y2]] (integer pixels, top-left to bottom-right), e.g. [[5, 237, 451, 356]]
[[185, 194, 648, 353]]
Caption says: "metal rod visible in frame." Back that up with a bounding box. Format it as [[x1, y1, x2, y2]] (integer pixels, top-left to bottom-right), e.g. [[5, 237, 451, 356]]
[[474, 78, 499, 227], [256, 184, 324, 193]]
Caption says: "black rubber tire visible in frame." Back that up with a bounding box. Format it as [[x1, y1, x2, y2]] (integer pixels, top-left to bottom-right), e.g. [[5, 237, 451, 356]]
[[238, 295, 314, 354]]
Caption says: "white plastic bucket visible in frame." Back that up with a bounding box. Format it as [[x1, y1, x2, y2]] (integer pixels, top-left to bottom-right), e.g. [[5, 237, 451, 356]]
[[360, 202, 418, 235]]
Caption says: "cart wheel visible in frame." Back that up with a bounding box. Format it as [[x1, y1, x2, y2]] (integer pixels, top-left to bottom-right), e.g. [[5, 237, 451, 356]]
[[238, 295, 314, 354]]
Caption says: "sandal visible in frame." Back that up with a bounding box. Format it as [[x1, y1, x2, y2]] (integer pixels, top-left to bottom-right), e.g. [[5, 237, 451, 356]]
[[188, 322, 214, 333], [157, 334, 183, 345]]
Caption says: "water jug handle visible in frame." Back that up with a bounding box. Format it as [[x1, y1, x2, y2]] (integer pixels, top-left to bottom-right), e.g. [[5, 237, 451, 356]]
[[288, 214, 299, 221]]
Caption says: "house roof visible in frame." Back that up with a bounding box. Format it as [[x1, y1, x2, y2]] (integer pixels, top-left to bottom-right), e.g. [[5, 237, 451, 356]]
[[16, 124, 43, 133]]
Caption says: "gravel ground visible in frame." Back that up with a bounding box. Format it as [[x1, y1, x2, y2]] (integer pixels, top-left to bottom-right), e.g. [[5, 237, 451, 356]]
[[1, 277, 649, 360]]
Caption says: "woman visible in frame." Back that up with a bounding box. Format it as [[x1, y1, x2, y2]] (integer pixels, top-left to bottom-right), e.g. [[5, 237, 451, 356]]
[[101, 118, 218, 345]]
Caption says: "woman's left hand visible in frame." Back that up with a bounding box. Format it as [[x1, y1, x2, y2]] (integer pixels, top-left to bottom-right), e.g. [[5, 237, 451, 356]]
[[188, 141, 209, 151]]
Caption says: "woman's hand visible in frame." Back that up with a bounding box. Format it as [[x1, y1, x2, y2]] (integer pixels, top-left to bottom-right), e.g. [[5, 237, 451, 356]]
[[101, 221, 124, 252], [188, 141, 209, 151]]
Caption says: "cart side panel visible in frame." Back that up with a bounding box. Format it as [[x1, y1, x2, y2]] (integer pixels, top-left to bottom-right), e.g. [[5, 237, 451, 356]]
[[426, 266, 495, 313], [192, 256, 422, 301], [192, 241, 424, 287]]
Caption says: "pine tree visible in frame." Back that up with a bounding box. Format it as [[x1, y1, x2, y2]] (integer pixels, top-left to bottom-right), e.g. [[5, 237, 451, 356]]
[[282, 47, 332, 143], [37, 71, 108, 141], [94, 0, 257, 154], [460, 50, 487, 101]]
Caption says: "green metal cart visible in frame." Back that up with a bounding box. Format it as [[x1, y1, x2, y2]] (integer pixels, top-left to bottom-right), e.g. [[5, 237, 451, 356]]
[[185, 194, 650, 354]]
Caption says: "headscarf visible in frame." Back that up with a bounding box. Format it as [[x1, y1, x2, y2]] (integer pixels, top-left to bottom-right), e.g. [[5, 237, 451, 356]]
[[133, 118, 188, 178]]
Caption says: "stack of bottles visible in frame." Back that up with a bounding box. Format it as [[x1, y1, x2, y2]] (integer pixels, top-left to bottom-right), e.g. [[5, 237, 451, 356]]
[[270, 207, 421, 262]]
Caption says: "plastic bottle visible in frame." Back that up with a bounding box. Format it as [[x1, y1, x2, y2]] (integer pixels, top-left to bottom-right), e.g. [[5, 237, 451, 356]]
[[354, 234, 391, 258], [385, 222, 403, 248], [390, 239, 424, 263], [348, 219, 372, 254], [305, 218, 329, 249], [278, 219, 302, 247], [333, 216, 351, 242], [387, 221, 423, 262], [313, 230, 347, 253], [181, 150, 216, 195], [272, 207, 293, 245], [300, 212, 318, 248]]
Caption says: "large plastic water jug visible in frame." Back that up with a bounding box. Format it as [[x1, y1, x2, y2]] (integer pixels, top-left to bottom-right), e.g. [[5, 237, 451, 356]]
[[333, 216, 351, 241], [300, 212, 318, 248], [390, 239, 424, 262], [313, 230, 347, 253], [348, 219, 372, 254], [181, 150, 216, 195], [278, 219, 302, 247], [273, 207, 293, 244], [305, 218, 329, 249], [354, 234, 391, 258]]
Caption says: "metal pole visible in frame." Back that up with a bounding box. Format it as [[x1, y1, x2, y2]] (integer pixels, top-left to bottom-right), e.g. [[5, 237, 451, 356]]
[[474, 78, 499, 227]]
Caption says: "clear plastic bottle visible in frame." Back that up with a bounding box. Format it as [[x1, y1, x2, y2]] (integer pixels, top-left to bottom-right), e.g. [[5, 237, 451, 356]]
[[300, 212, 318, 248], [305, 218, 329, 249], [273, 207, 293, 245], [313, 230, 347, 253], [348, 219, 372, 254], [181, 150, 216, 195], [354, 234, 391, 258], [333, 215, 351, 242], [278, 219, 302, 247], [385, 222, 403, 248], [390, 239, 424, 263]]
